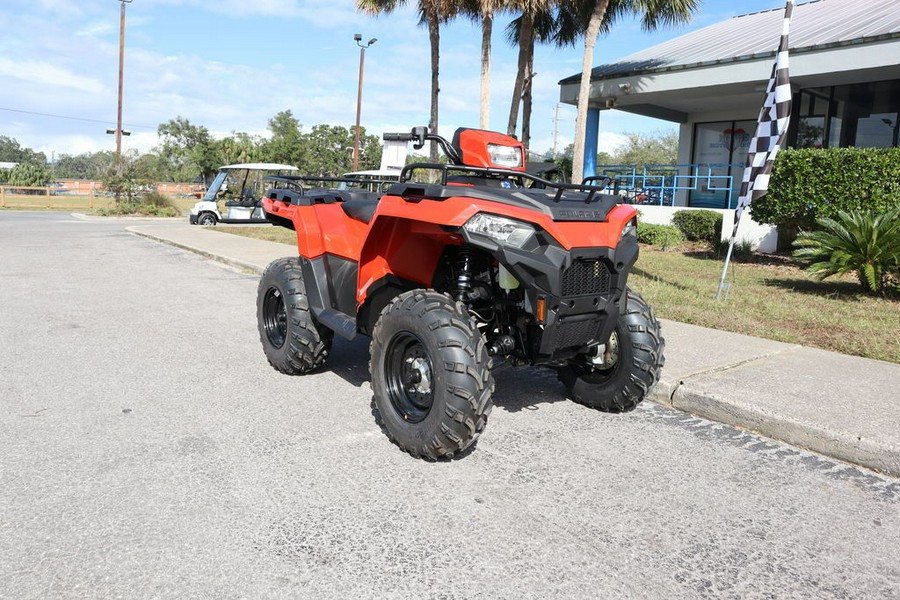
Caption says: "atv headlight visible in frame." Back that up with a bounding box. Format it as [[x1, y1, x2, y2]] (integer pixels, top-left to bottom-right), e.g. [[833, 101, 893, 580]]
[[464, 213, 535, 248], [487, 144, 523, 169], [621, 217, 637, 239]]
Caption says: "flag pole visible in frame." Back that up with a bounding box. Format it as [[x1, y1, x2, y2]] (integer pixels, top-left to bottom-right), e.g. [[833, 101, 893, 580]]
[[716, 0, 794, 300], [715, 229, 738, 299]]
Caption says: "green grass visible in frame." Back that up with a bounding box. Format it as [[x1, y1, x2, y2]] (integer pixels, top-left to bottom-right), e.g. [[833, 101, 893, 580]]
[[631, 247, 899, 363], [209, 225, 297, 245], [212, 225, 900, 363]]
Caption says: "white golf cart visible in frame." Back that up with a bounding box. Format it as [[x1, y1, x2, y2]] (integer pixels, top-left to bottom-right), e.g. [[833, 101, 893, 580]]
[[189, 163, 299, 226]]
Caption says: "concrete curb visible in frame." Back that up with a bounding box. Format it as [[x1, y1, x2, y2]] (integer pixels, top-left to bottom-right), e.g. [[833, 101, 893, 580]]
[[129, 227, 267, 274], [668, 380, 900, 477]]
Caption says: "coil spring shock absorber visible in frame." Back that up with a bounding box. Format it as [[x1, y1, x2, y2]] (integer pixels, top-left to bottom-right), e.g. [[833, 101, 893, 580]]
[[454, 246, 474, 302]]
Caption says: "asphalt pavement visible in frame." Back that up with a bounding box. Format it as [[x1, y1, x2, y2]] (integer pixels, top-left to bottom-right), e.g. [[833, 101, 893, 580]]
[[4, 211, 900, 598], [127, 220, 900, 478]]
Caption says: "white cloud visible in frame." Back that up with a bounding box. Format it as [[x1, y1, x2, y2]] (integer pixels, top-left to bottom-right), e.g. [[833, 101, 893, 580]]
[[0, 58, 105, 95], [75, 21, 116, 37]]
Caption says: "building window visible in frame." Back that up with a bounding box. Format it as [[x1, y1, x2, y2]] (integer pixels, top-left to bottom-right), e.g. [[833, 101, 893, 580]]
[[790, 79, 900, 149], [689, 120, 755, 208]]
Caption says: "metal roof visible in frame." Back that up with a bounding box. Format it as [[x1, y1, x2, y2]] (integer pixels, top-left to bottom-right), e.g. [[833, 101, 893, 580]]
[[560, 0, 900, 84]]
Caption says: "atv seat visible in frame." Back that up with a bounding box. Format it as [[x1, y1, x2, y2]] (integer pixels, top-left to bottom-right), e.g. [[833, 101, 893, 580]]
[[340, 191, 381, 224]]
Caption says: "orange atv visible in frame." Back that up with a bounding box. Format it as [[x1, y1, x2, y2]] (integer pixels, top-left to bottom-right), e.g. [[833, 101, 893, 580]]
[[258, 127, 664, 459]]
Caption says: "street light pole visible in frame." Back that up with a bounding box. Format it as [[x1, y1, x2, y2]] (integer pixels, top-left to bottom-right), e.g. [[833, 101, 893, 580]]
[[115, 0, 133, 177], [353, 34, 377, 172]]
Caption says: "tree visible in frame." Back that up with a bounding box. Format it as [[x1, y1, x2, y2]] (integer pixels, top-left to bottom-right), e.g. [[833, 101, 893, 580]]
[[0, 136, 47, 166], [505, 0, 551, 139], [261, 110, 304, 166], [613, 130, 678, 169], [506, 7, 560, 148], [6, 163, 51, 187], [301, 125, 380, 176], [157, 117, 221, 184], [462, 0, 509, 129], [219, 132, 262, 166], [567, 0, 698, 181], [358, 0, 460, 161], [53, 151, 116, 180]]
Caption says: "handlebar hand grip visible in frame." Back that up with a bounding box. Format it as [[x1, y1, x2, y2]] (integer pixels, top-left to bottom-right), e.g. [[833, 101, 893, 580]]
[[383, 133, 414, 142]]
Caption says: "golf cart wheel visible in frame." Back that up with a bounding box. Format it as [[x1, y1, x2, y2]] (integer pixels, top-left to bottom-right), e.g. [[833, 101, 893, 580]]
[[197, 212, 217, 226], [370, 290, 494, 460], [257, 257, 333, 375], [558, 288, 664, 412]]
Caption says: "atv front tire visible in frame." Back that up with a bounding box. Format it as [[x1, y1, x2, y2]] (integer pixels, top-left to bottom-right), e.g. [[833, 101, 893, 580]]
[[558, 288, 664, 412], [197, 212, 217, 226], [370, 290, 494, 460], [257, 257, 333, 374]]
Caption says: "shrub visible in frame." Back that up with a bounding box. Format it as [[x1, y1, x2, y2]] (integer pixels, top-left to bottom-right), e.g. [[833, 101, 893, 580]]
[[142, 190, 175, 208], [713, 238, 756, 261], [95, 201, 180, 218], [751, 147, 900, 237], [792, 208, 900, 295], [637, 223, 684, 250], [671, 209, 722, 244]]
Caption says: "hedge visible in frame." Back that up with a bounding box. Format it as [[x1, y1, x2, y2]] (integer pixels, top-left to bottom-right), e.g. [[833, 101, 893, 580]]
[[671, 209, 722, 244], [637, 222, 683, 250], [750, 147, 900, 235]]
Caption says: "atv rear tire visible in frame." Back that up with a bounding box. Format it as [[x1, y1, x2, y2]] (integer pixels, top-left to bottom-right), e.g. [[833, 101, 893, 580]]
[[558, 288, 664, 412], [257, 257, 333, 375], [370, 290, 494, 460]]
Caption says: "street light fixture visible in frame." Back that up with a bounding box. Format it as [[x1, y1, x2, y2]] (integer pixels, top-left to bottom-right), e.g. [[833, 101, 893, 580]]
[[113, 0, 133, 177], [353, 33, 377, 171]]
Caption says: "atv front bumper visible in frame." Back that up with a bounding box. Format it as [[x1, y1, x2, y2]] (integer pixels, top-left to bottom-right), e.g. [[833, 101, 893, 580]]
[[465, 230, 639, 363]]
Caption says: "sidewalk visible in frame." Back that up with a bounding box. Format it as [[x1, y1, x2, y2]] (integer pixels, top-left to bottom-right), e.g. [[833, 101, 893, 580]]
[[129, 222, 900, 477]]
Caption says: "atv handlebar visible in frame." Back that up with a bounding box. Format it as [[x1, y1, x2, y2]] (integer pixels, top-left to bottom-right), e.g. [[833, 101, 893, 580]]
[[383, 127, 461, 164]]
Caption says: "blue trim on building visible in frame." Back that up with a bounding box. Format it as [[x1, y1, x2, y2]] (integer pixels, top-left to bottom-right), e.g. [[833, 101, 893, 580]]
[[583, 108, 600, 181]]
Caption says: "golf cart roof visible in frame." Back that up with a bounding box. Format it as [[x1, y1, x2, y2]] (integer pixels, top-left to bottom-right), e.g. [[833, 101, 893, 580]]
[[342, 169, 401, 178], [219, 163, 299, 171]]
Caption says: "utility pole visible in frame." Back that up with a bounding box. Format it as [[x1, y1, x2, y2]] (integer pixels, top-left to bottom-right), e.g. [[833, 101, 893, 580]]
[[551, 104, 561, 157], [353, 34, 377, 172], [114, 0, 133, 177]]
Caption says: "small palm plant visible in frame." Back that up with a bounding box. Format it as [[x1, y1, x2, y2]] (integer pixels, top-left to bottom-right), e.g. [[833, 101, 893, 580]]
[[793, 208, 900, 295]]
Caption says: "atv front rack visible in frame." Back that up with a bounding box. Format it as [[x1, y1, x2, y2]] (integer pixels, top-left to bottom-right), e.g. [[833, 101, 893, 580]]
[[398, 163, 619, 205]]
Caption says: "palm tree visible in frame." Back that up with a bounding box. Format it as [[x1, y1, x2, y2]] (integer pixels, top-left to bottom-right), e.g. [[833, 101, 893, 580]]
[[358, 0, 460, 161], [505, 7, 560, 148], [793, 208, 900, 295], [461, 0, 510, 129], [566, 0, 698, 181], [505, 0, 556, 139]]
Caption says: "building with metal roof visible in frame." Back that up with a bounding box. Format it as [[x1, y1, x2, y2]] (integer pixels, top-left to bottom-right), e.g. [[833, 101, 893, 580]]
[[559, 0, 900, 210]]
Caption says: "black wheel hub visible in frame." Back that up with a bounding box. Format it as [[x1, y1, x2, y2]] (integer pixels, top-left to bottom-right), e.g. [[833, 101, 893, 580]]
[[385, 332, 434, 424], [262, 288, 287, 349]]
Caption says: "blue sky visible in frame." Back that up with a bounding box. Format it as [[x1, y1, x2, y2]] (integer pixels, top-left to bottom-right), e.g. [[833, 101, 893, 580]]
[[0, 0, 790, 160]]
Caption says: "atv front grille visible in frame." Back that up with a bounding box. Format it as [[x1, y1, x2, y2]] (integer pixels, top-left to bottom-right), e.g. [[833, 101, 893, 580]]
[[562, 259, 610, 296]]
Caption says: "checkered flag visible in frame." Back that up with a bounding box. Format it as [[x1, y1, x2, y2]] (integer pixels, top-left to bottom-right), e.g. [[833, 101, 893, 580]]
[[732, 0, 794, 237]]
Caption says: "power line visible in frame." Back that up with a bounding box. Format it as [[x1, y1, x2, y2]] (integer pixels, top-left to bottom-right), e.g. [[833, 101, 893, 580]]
[[0, 107, 155, 130]]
